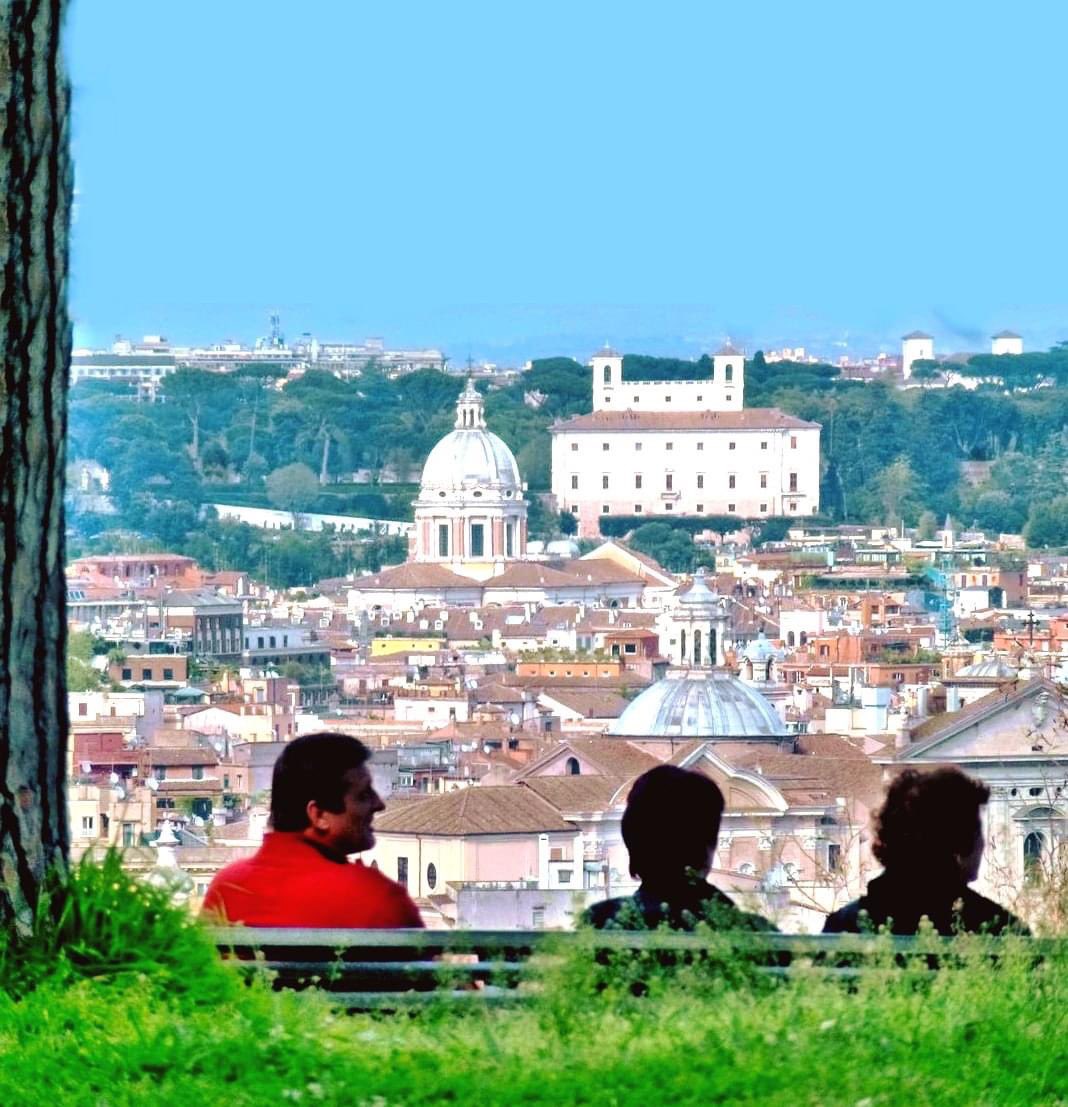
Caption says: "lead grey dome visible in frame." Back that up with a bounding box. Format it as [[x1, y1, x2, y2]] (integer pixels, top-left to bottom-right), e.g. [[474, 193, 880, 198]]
[[955, 657, 1018, 680], [420, 428, 521, 493], [608, 670, 787, 738]]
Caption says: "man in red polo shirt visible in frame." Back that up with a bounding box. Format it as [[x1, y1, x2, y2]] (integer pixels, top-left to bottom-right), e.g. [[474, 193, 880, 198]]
[[203, 732, 422, 928]]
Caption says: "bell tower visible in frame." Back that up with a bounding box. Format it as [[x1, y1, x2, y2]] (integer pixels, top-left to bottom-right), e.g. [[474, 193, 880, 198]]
[[658, 567, 731, 667]]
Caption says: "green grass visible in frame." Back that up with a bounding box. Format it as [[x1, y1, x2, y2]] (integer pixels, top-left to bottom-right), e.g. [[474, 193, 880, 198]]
[[0, 857, 1065, 1106]]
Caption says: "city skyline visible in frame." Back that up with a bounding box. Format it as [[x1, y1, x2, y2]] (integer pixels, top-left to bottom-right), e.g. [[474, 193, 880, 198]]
[[67, 1, 1068, 360]]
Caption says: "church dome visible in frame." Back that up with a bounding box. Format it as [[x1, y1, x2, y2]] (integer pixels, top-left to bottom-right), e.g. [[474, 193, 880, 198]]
[[419, 379, 522, 495], [955, 657, 1018, 680], [420, 429, 521, 493], [608, 670, 787, 738]]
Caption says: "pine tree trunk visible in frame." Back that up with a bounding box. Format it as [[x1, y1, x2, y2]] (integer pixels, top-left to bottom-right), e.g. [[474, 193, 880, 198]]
[[0, 0, 72, 931]]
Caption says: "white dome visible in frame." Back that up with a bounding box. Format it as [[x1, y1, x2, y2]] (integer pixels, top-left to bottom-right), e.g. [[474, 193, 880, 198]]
[[420, 428, 521, 493], [608, 670, 787, 738]]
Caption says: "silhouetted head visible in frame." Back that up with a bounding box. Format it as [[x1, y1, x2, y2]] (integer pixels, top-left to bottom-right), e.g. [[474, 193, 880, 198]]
[[271, 732, 384, 857], [622, 765, 725, 884], [873, 768, 989, 884]]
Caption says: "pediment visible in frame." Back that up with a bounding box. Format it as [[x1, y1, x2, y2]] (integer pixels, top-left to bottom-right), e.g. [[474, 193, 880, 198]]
[[902, 681, 1068, 761]]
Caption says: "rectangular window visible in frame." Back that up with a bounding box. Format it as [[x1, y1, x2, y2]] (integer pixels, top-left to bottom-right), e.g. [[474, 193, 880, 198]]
[[624, 642, 637, 654], [666, 442, 673, 451], [634, 442, 642, 451], [192, 765, 204, 780], [602, 442, 610, 451], [154, 766, 166, 781], [697, 474, 704, 489], [665, 503, 673, 511], [78, 702, 87, 716], [789, 501, 797, 512], [634, 505, 643, 513], [696, 442, 704, 451], [665, 474, 673, 490], [602, 504, 609, 514], [532, 906, 546, 928], [81, 815, 94, 832], [827, 843, 841, 872], [121, 668, 132, 681], [470, 523, 485, 557], [505, 523, 514, 558], [438, 523, 449, 557], [761, 441, 768, 450], [790, 436, 798, 449], [140, 667, 151, 680], [789, 472, 798, 492], [728, 474, 736, 489], [558, 870, 572, 884], [570, 442, 578, 451], [257, 636, 264, 649], [633, 395, 639, 402], [697, 504, 704, 512], [269, 636, 276, 648], [665, 395, 671, 402], [602, 474, 609, 489], [728, 441, 736, 450], [728, 503, 736, 512], [760, 473, 767, 489], [635, 474, 642, 489], [696, 395, 703, 402], [725, 365, 734, 382], [163, 668, 173, 681], [570, 474, 578, 490], [397, 857, 409, 888], [760, 503, 767, 513], [122, 823, 136, 848]]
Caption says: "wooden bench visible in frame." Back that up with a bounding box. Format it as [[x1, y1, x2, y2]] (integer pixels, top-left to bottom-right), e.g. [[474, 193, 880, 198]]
[[211, 928, 1058, 1010]]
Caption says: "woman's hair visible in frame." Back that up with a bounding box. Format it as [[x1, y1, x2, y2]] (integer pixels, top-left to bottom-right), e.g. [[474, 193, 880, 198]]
[[872, 768, 989, 875], [270, 732, 371, 832], [622, 765, 725, 881]]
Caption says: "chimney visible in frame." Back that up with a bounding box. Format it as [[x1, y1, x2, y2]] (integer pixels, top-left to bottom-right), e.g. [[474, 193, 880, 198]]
[[894, 709, 911, 751]]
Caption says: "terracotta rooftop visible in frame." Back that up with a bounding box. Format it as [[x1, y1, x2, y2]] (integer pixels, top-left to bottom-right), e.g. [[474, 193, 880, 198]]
[[357, 563, 478, 590], [538, 688, 629, 718], [551, 408, 820, 433], [373, 786, 575, 835], [519, 775, 628, 812]]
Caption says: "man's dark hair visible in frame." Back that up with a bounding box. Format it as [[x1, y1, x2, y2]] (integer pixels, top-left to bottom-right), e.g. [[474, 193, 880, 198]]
[[622, 765, 725, 881], [270, 732, 371, 832], [873, 768, 989, 876]]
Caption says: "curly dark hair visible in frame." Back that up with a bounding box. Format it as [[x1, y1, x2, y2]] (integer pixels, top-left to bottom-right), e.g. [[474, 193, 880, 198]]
[[872, 768, 989, 876], [622, 765, 725, 881]]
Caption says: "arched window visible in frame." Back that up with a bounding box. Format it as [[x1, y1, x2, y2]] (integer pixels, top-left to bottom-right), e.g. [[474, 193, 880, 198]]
[[725, 364, 734, 382], [693, 628, 702, 666], [565, 757, 580, 776], [738, 862, 756, 876], [603, 365, 612, 384], [426, 862, 437, 890], [1023, 831, 1045, 885], [680, 629, 687, 663], [786, 630, 795, 646]]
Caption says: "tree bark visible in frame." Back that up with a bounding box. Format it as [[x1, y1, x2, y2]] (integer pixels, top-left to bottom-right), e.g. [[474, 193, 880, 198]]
[[0, 0, 72, 930]]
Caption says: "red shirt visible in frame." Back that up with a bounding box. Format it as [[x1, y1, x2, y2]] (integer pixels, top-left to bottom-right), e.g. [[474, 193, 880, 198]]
[[202, 831, 423, 928]]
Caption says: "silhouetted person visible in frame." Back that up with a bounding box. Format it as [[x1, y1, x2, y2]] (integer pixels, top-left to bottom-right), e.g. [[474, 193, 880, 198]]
[[824, 768, 1027, 936], [585, 766, 776, 931]]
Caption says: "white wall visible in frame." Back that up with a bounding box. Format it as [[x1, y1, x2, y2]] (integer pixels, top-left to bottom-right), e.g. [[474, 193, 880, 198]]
[[552, 426, 820, 538]]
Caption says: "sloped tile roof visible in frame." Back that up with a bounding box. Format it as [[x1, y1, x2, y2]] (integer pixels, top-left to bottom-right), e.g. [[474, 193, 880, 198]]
[[374, 786, 575, 835], [551, 408, 819, 433]]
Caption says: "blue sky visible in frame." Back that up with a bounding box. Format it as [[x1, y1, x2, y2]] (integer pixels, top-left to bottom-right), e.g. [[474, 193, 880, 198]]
[[68, 1, 1068, 362]]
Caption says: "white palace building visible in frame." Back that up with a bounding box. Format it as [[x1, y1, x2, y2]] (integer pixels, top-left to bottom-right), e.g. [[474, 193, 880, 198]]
[[550, 346, 822, 539]]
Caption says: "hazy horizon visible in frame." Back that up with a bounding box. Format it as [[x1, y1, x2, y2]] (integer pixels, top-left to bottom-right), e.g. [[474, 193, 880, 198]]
[[68, 0, 1068, 362]]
